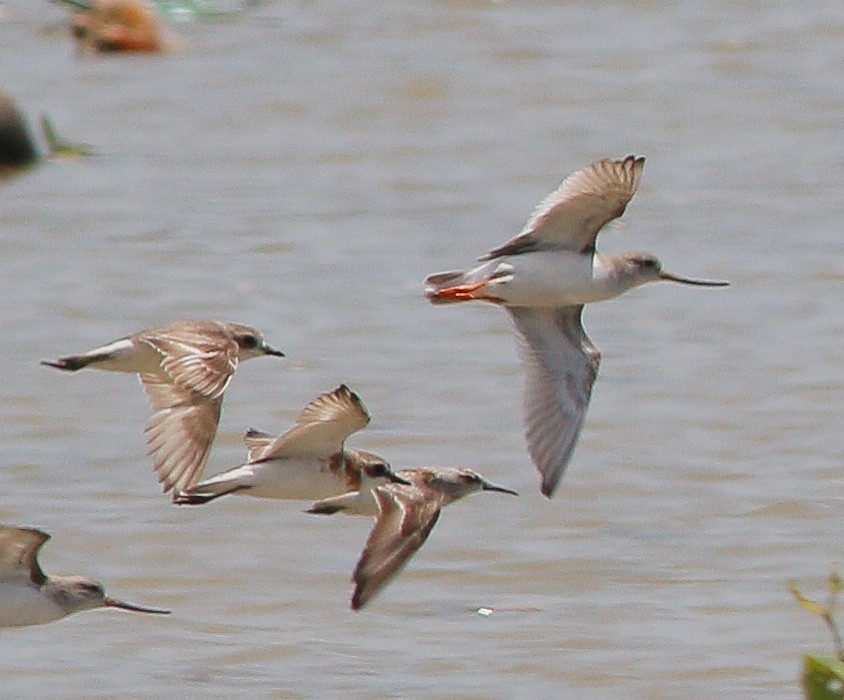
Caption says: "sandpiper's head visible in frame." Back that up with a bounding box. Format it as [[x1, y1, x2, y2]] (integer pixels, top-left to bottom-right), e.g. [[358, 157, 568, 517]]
[[227, 323, 285, 360], [621, 252, 664, 284], [47, 575, 170, 617], [623, 252, 729, 288], [429, 468, 519, 503], [355, 452, 412, 487]]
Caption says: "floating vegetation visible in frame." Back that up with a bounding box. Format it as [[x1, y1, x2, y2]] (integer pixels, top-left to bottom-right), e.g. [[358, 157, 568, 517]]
[[790, 566, 844, 699]]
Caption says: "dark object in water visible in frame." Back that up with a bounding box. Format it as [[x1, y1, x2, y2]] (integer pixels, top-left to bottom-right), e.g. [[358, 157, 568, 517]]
[[0, 90, 38, 175]]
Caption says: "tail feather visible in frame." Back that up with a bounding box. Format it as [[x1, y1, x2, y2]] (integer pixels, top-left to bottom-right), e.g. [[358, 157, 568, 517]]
[[172, 466, 253, 505], [425, 262, 503, 305], [306, 501, 344, 515], [40, 355, 95, 371], [424, 270, 469, 305], [172, 484, 248, 505]]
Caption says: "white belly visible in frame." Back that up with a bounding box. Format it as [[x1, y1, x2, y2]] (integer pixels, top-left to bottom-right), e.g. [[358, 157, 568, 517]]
[[86, 338, 164, 374], [483, 251, 622, 307], [0, 583, 65, 628], [242, 458, 348, 500]]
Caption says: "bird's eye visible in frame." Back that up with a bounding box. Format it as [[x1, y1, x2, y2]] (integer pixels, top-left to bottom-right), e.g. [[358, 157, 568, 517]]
[[236, 334, 259, 349], [372, 464, 388, 477]]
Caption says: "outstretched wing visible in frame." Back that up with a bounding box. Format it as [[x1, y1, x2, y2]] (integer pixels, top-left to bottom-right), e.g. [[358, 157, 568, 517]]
[[351, 485, 443, 610], [242, 428, 276, 462], [507, 306, 601, 497], [252, 385, 370, 461], [141, 373, 222, 494], [481, 155, 645, 259], [141, 322, 239, 400], [0, 526, 49, 586]]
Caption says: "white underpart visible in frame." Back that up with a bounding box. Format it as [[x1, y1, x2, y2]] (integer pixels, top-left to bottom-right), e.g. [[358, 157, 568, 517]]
[[191, 458, 348, 501], [479, 251, 626, 307], [0, 583, 66, 628]]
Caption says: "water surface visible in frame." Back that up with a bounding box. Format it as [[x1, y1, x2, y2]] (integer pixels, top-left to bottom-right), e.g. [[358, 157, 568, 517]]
[[1, 1, 843, 698]]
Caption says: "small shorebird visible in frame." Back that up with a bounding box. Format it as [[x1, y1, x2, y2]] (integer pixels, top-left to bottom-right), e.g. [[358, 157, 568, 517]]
[[308, 467, 518, 610], [425, 156, 728, 497], [41, 320, 284, 498], [0, 525, 169, 629], [174, 385, 410, 506]]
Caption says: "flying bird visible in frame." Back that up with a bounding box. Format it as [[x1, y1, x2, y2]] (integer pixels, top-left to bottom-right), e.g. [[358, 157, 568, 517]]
[[425, 156, 728, 497], [174, 384, 409, 506], [0, 525, 169, 628], [41, 320, 284, 497], [308, 467, 517, 610]]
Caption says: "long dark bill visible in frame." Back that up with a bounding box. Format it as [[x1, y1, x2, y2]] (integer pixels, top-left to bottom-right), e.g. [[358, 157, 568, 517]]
[[103, 597, 171, 615], [659, 272, 729, 287]]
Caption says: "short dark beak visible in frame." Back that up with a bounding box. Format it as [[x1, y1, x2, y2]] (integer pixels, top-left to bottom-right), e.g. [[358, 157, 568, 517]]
[[481, 480, 519, 496], [103, 597, 171, 615], [261, 343, 285, 357], [389, 472, 413, 485], [659, 271, 729, 287]]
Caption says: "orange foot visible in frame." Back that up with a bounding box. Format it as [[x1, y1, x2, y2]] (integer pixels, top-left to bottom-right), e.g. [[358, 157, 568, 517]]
[[432, 281, 496, 302]]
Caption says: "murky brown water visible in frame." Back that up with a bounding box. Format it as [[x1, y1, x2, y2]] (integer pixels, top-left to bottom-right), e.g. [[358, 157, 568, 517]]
[[1, 1, 842, 697]]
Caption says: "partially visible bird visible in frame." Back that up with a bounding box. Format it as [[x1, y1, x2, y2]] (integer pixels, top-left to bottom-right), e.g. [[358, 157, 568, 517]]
[[425, 156, 728, 497], [308, 467, 518, 610], [41, 320, 284, 497], [174, 384, 409, 506], [0, 525, 169, 629], [56, 0, 172, 53], [0, 89, 38, 177]]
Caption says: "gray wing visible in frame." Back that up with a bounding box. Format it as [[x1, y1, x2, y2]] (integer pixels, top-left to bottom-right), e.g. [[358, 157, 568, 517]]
[[507, 306, 601, 497], [351, 486, 443, 610], [0, 526, 49, 585], [481, 156, 644, 259]]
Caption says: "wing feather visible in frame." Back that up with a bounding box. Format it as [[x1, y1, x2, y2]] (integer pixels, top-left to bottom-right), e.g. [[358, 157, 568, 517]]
[[141, 324, 238, 399], [351, 486, 443, 610], [141, 373, 222, 494], [507, 307, 601, 497], [0, 526, 49, 586], [481, 155, 645, 259], [252, 385, 370, 461]]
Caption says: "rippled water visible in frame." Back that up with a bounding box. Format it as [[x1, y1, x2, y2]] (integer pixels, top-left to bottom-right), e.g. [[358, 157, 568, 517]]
[[1, 1, 842, 698]]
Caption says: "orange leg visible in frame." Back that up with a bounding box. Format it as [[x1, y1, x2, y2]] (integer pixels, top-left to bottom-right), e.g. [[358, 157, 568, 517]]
[[432, 281, 503, 304]]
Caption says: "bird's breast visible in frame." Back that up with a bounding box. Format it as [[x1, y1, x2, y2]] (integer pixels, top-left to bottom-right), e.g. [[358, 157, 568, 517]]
[[0, 583, 66, 628]]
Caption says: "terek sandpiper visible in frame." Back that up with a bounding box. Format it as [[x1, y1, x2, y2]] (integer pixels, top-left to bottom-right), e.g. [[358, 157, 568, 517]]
[[173, 385, 409, 506], [41, 320, 284, 498], [425, 156, 728, 497], [308, 467, 517, 610], [0, 525, 169, 629]]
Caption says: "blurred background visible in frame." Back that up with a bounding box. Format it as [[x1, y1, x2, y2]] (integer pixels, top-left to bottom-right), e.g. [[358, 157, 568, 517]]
[[0, 1, 842, 697]]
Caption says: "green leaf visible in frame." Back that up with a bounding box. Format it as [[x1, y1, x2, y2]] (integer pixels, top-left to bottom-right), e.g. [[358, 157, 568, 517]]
[[803, 655, 844, 700]]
